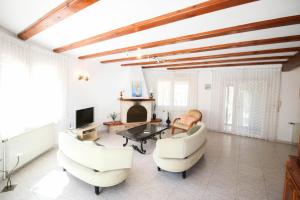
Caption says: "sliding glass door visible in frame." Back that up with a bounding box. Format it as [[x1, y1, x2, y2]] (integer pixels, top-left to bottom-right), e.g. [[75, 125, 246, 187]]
[[210, 68, 280, 140]]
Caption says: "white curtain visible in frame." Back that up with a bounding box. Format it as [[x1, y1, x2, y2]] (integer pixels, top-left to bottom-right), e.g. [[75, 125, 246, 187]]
[[209, 67, 281, 141], [0, 31, 68, 139]]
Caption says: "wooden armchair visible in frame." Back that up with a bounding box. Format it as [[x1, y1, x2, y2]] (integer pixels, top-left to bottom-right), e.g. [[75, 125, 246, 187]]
[[171, 109, 202, 134]]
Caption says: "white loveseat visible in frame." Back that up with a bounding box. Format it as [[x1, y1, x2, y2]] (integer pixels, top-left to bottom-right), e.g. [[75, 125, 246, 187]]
[[57, 132, 133, 195], [153, 122, 207, 178]]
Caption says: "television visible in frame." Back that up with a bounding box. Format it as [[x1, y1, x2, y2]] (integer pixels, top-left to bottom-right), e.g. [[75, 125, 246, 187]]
[[76, 107, 94, 128]]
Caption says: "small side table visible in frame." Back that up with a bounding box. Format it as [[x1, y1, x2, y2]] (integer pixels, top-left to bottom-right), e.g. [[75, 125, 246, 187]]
[[103, 121, 124, 133], [150, 118, 162, 124]]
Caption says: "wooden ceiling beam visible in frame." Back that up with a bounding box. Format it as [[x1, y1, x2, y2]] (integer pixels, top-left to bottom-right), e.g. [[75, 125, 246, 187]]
[[101, 35, 300, 63], [282, 52, 300, 71], [18, 0, 99, 40], [121, 47, 300, 66], [141, 56, 291, 69], [166, 61, 285, 70], [79, 15, 300, 59], [53, 0, 257, 53]]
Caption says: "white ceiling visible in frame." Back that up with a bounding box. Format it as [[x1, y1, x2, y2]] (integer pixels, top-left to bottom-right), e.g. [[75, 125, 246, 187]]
[[0, 0, 300, 65]]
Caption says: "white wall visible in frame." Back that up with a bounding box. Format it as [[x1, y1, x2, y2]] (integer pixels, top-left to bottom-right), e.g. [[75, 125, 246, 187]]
[[67, 60, 148, 130], [68, 60, 125, 129], [277, 67, 300, 142], [197, 69, 212, 125]]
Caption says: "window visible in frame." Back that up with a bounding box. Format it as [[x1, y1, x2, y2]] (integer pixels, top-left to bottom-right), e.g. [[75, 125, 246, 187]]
[[222, 81, 266, 136], [224, 86, 234, 131], [157, 80, 189, 107], [240, 89, 250, 127], [0, 34, 67, 139], [210, 68, 280, 140], [0, 59, 30, 135], [157, 81, 171, 106], [0, 58, 66, 139], [174, 81, 189, 106]]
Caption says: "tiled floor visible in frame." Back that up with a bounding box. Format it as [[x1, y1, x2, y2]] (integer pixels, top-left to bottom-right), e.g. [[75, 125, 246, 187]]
[[0, 131, 296, 200]]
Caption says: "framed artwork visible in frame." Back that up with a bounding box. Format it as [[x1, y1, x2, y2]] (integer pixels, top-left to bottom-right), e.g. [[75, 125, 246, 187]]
[[132, 81, 142, 97]]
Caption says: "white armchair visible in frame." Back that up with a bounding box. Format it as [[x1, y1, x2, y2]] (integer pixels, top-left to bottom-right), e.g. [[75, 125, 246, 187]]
[[57, 132, 133, 195], [153, 122, 207, 178]]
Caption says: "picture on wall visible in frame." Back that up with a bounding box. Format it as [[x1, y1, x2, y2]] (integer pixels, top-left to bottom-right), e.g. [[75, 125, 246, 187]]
[[132, 81, 142, 97]]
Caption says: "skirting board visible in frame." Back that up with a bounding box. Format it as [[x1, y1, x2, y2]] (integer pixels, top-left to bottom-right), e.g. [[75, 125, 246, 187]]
[[207, 128, 294, 145]]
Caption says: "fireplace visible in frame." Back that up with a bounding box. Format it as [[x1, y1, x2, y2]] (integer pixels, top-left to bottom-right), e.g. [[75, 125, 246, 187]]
[[127, 104, 147, 123], [119, 98, 154, 123]]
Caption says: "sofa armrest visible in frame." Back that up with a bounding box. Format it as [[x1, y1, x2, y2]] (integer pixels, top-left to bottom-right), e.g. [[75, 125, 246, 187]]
[[156, 123, 207, 159], [58, 132, 133, 172], [156, 138, 186, 159], [98, 147, 133, 171]]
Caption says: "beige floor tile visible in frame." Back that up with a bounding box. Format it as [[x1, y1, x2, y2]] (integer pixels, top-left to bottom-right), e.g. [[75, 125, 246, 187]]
[[0, 131, 296, 200]]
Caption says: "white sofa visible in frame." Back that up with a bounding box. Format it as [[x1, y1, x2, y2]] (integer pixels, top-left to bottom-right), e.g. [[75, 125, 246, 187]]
[[57, 132, 133, 195], [153, 122, 207, 178]]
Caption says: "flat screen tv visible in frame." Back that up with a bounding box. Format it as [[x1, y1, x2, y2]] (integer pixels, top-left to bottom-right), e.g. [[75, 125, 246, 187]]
[[76, 107, 94, 128]]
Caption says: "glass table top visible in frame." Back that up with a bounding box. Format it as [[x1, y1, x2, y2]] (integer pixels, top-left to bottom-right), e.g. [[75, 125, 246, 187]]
[[116, 123, 169, 141]]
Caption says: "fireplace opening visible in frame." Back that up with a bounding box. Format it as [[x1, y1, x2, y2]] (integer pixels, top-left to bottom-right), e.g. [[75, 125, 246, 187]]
[[127, 104, 147, 123]]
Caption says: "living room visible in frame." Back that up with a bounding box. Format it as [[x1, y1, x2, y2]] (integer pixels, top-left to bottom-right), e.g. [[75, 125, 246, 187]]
[[0, 0, 300, 200]]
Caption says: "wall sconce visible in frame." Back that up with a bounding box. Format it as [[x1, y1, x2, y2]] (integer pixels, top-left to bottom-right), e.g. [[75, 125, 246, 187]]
[[78, 74, 89, 81]]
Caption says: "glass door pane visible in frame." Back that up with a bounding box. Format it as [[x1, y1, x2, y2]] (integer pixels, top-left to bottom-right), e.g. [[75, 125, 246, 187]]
[[224, 86, 234, 132]]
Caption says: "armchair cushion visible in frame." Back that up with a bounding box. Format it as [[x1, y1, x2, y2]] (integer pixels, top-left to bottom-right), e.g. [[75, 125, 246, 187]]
[[172, 121, 190, 130], [179, 115, 197, 125], [187, 109, 202, 120]]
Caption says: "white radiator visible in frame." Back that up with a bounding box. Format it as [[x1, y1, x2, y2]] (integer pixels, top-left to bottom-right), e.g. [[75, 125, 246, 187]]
[[0, 123, 55, 179]]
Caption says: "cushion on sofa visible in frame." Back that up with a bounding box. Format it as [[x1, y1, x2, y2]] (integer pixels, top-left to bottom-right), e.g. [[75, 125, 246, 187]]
[[187, 125, 201, 136], [172, 132, 188, 138]]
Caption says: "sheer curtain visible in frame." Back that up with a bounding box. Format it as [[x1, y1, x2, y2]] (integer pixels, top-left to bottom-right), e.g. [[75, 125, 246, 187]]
[[209, 67, 281, 141], [0, 31, 68, 139]]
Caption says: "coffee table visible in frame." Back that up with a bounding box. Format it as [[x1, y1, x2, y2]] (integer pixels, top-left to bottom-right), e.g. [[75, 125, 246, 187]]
[[117, 124, 169, 154]]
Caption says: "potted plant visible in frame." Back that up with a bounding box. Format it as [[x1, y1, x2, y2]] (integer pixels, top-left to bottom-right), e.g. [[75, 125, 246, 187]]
[[166, 111, 171, 127], [108, 112, 118, 122]]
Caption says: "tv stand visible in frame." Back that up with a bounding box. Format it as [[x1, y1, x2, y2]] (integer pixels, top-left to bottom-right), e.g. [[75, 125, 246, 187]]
[[75, 123, 100, 141]]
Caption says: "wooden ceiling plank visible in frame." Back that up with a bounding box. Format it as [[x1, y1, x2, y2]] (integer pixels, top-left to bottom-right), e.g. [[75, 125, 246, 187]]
[[141, 56, 291, 69], [121, 47, 300, 66], [282, 52, 300, 71], [79, 15, 300, 59], [101, 35, 300, 63], [18, 0, 99, 40], [166, 61, 285, 70], [53, 0, 257, 53]]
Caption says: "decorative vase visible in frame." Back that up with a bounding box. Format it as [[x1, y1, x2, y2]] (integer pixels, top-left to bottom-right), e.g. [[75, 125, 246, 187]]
[[152, 113, 156, 120], [166, 113, 171, 127]]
